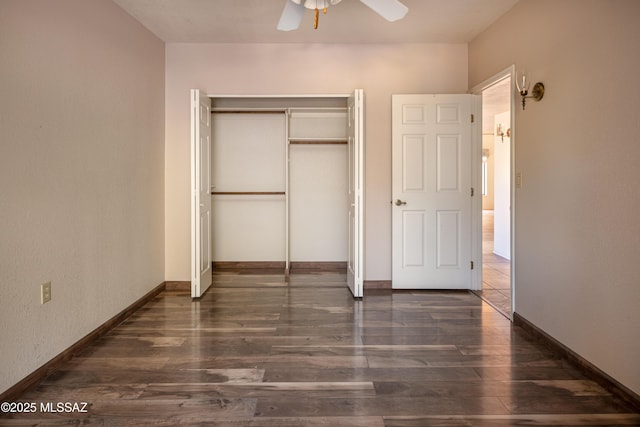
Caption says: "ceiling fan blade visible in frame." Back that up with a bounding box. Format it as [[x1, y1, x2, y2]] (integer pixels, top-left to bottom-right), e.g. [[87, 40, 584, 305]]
[[359, 0, 408, 22], [277, 0, 305, 31]]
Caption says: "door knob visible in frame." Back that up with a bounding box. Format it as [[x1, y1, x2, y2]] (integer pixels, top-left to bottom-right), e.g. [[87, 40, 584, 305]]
[[394, 199, 407, 206]]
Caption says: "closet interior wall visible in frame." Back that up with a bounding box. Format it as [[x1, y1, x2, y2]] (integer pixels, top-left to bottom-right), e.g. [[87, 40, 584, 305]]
[[210, 97, 349, 272], [211, 110, 286, 264]]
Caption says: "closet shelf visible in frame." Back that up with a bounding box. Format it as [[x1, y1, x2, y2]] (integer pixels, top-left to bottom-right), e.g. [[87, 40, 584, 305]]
[[289, 138, 348, 145], [288, 107, 347, 116], [211, 191, 285, 196]]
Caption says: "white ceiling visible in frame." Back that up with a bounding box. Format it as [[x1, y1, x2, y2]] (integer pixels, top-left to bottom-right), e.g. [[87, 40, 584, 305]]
[[113, 0, 520, 44]]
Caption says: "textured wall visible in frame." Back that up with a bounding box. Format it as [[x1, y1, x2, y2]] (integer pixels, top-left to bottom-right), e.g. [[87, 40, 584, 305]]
[[0, 0, 165, 393], [469, 0, 640, 396]]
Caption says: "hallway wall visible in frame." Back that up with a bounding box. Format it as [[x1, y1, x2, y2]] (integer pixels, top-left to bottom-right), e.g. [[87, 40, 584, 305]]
[[469, 0, 640, 396]]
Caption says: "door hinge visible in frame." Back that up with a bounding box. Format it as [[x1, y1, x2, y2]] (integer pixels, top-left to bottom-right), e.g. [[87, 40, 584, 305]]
[[471, 187, 475, 197], [470, 261, 475, 270], [471, 114, 475, 123]]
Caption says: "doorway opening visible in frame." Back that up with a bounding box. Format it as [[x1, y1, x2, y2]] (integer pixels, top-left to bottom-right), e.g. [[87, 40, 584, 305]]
[[190, 92, 364, 298], [473, 73, 513, 318], [210, 97, 347, 271]]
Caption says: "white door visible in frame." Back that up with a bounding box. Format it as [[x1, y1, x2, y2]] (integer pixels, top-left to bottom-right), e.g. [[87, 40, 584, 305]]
[[392, 94, 476, 289], [191, 89, 212, 298], [347, 89, 364, 297]]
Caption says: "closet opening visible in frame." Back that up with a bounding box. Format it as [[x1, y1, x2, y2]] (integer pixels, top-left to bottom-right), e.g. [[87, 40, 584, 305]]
[[209, 96, 353, 277]]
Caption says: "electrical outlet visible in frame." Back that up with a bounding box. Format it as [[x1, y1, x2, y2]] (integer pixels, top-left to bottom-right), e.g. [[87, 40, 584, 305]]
[[41, 281, 51, 304]]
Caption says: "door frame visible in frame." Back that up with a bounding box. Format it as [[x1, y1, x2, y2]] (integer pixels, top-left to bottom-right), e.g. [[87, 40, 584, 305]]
[[193, 92, 365, 298], [469, 65, 517, 313]]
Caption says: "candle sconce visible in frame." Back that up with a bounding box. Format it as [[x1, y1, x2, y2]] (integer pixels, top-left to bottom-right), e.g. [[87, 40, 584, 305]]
[[516, 72, 544, 110], [495, 123, 511, 142]]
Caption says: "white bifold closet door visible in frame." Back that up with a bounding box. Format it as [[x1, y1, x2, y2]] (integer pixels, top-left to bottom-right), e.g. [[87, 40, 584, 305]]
[[190, 89, 212, 298]]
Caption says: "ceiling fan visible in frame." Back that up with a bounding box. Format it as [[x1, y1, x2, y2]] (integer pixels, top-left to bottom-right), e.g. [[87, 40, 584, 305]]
[[277, 0, 409, 31]]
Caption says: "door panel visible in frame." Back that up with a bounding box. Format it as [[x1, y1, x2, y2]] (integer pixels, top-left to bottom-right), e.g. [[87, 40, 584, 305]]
[[403, 211, 425, 266], [437, 135, 460, 192], [437, 210, 460, 268], [403, 135, 425, 191], [191, 89, 212, 298], [392, 94, 475, 289]]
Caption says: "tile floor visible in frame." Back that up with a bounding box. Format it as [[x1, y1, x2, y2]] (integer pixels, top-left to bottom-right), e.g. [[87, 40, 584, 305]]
[[474, 210, 512, 317]]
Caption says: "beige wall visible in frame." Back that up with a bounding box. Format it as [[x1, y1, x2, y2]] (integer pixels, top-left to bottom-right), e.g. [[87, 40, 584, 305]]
[[0, 0, 165, 393], [470, 0, 640, 395], [165, 43, 468, 281]]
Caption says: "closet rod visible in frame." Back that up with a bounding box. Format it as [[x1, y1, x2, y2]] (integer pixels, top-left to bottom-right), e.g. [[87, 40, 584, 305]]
[[211, 110, 286, 114], [288, 107, 348, 112], [211, 191, 285, 196]]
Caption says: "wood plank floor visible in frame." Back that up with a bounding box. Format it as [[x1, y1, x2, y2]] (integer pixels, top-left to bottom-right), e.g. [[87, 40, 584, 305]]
[[2, 272, 639, 426]]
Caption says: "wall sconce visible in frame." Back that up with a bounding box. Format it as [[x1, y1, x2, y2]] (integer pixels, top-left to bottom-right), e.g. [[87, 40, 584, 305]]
[[516, 72, 544, 110], [495, 123, 511, 142]]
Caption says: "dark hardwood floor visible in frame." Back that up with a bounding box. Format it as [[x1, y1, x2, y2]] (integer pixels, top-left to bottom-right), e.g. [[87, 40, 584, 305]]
[[2, 272, 639, 426]]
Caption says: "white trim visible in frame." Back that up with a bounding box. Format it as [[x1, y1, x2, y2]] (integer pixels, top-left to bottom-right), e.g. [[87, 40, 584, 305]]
[[285, 110, 290, 273], [190, 90, 198, 296], [469, 66, 514, 94], [355, 89, 365, 297], [470, 94, 483, 291]]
